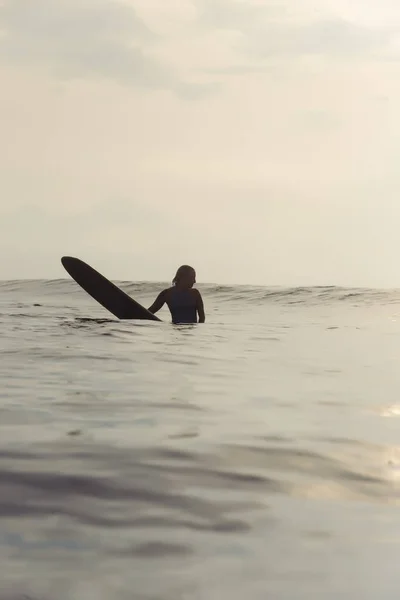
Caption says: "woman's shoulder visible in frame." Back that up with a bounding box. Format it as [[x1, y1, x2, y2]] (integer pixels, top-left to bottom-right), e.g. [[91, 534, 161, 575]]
[[160, 286, 174, 297], [157, 287, 172, 297]]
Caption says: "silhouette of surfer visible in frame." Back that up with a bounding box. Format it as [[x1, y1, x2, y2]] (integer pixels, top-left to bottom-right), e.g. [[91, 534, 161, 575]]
[[148, 265, 205, 324]]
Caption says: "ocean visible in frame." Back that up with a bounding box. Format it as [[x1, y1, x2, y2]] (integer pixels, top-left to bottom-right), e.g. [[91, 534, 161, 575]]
[[1, 278, 400, 599]]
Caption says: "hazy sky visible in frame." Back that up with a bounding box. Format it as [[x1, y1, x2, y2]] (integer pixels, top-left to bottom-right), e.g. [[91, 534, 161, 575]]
[[1, 0, 400, 286]]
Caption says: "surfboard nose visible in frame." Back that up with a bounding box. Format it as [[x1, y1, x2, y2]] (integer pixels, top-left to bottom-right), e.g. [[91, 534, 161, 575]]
[[60, 256, 162, 322]]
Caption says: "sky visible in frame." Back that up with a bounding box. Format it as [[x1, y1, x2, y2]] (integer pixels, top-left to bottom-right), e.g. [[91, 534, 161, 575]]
[[1, 0, 400, 286]]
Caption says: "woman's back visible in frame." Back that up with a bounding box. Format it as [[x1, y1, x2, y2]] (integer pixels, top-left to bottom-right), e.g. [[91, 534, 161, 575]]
[[166, 287, 198, 324]]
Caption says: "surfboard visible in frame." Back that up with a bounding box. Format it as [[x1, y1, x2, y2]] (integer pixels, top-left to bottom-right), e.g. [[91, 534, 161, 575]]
[[61, 256, 161, 321]]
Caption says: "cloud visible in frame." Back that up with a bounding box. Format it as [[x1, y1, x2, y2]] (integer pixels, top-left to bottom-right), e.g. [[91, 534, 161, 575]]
[[195, 0, 395, 63], [196, 0, 278, 32], [1, 0, 393, 99], [0, 0, 208, 97], [242, 18, 391, 60]]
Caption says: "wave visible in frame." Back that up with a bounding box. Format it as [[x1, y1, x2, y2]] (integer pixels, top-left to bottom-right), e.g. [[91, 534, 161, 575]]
[[1, 278, 400, 306]]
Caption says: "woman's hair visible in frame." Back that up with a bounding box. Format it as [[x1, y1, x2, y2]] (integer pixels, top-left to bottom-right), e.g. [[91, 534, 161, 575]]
[[172, 265, 195, 285]]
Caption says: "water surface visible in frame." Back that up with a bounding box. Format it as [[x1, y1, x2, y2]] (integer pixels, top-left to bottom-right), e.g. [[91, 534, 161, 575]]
[[1, 280, 400, 599]]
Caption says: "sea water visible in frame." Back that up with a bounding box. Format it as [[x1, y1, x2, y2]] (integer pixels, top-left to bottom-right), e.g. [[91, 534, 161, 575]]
[[1, 279, 400, 599]]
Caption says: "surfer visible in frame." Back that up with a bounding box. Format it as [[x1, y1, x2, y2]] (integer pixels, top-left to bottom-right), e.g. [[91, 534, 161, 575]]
[[148, 265, 205, 324]]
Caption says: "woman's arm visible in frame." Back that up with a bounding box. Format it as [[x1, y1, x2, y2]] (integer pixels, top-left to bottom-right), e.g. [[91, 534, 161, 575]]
[[196, 290, 205, 323], [148, 290, 167, 314]]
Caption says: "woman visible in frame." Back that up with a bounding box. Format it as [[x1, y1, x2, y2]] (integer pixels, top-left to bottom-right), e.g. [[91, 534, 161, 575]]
[[148, 265, 205, 324]]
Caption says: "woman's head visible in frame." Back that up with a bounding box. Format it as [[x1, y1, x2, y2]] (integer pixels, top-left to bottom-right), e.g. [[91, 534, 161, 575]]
[[173, 265, 196, 288]]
